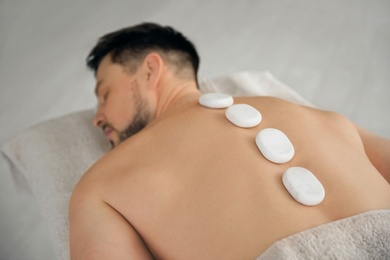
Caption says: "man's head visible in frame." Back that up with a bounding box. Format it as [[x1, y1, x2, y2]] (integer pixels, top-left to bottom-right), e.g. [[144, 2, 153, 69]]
[[87, 23, 200, 148], [87, 22, 200, 82]]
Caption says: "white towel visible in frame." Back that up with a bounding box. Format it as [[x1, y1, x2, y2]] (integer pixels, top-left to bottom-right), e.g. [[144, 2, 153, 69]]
[[257, 210, 390, 259]]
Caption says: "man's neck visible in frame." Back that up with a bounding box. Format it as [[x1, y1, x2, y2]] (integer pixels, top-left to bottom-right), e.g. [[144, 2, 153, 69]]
[[154, 76, 200, 118]]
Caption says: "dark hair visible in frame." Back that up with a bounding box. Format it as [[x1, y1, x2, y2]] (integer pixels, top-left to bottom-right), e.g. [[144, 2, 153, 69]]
[[87, 22, 200, 80]]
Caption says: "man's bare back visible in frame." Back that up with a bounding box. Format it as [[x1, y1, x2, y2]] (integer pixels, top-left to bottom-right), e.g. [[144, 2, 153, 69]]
[[70, 95, 390, 259]]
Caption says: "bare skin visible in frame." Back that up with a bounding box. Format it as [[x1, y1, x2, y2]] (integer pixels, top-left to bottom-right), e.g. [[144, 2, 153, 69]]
[[70, 94, 390, 259]]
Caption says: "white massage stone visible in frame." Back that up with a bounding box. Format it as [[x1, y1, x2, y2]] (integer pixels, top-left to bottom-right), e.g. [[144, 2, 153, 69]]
[[282, 167, 325, 206], [255, 128, 294, 163], [199, 93, 234, 109], [225, 104, 262, 128]]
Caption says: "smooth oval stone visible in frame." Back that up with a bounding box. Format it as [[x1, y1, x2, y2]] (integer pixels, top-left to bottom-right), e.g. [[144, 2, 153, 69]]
[[225, 104, 262, 128], [282, 167, 325, 206], [199, 93, 234, 109], [255, 128, 294, 163]]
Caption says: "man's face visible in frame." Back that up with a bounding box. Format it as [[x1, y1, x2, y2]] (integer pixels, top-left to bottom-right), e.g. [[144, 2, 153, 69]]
[[93, 55, 152, 148]]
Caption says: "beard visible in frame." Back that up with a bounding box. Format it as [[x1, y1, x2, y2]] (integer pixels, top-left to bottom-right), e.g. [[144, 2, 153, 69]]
[[103, 80, 153, 148], [117, 83, 151, 144], [118, 104, 150, 143], [103, 106, 150, 149]]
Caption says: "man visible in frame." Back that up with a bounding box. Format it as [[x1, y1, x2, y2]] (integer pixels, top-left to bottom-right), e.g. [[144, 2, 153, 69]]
[[69, 23, 390, 259]]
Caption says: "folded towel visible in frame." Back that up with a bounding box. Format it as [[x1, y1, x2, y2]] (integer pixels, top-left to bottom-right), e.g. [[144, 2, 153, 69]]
[[257, 210, 390, 259]]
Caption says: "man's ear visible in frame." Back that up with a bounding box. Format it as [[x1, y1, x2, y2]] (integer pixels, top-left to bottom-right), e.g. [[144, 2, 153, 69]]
[[141, 53, 163, 90]]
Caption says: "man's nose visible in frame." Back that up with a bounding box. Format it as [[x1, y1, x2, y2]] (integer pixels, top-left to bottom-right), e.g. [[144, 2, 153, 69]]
[[92, 109, 105, 127]]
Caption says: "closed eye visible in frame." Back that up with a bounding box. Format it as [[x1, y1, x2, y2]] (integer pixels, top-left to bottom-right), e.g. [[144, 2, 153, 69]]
[[97, 89, 108, 104]]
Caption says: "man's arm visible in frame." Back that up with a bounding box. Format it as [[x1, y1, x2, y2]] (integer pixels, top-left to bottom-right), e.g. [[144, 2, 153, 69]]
[[355, 125, 390, 184], [69, 181, 153, 259]]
